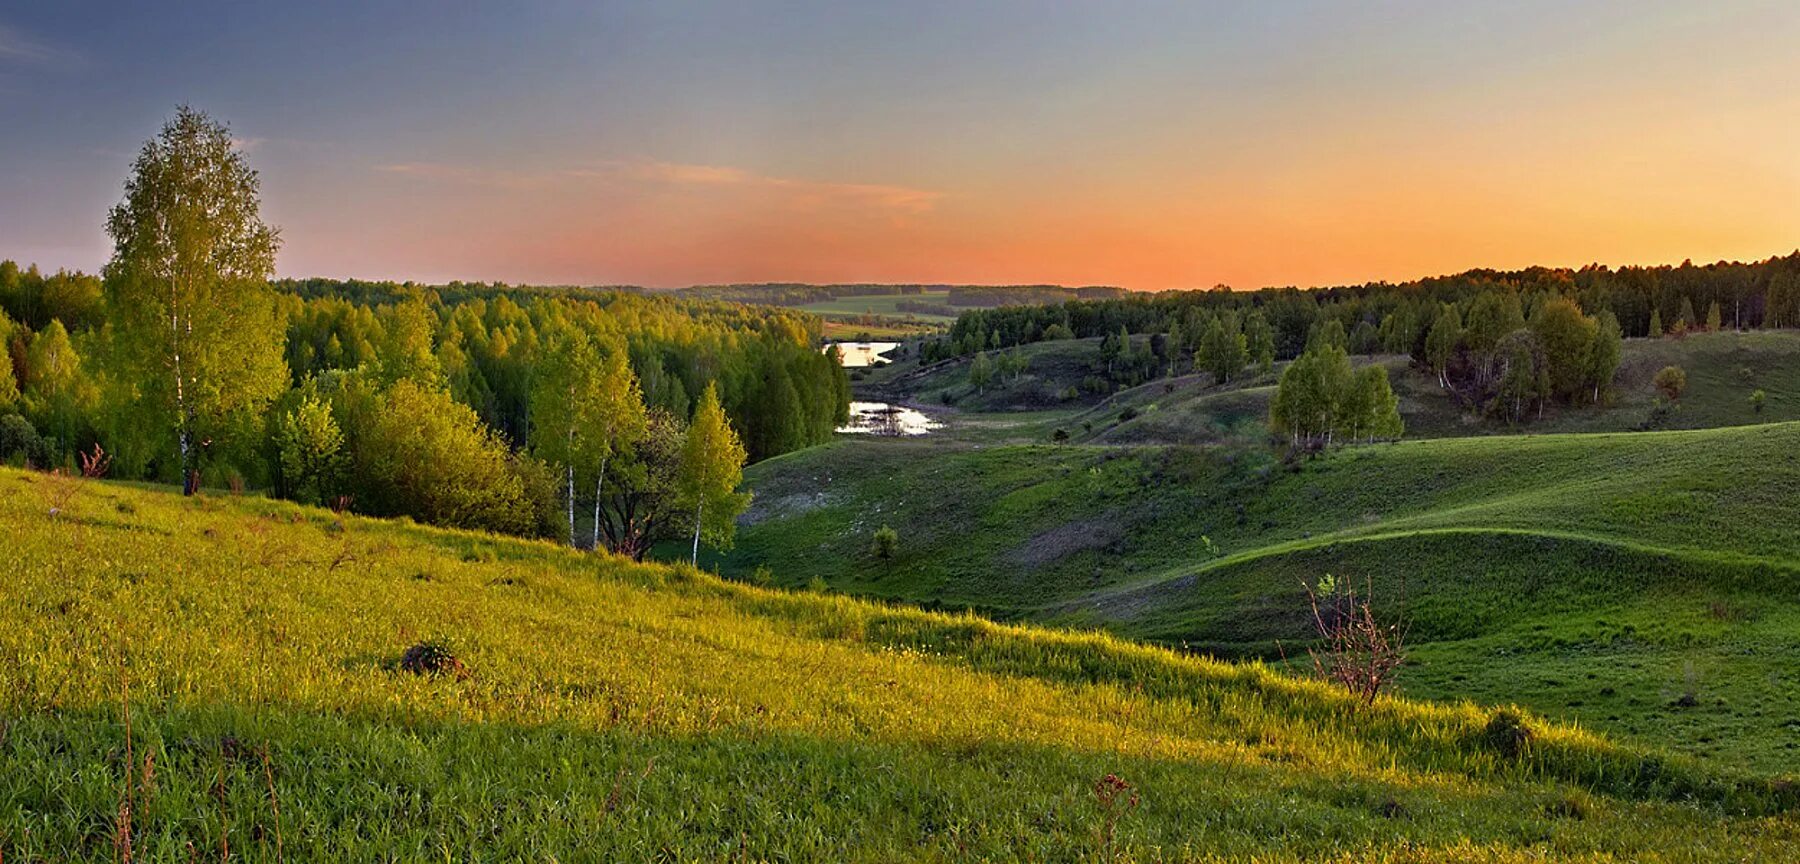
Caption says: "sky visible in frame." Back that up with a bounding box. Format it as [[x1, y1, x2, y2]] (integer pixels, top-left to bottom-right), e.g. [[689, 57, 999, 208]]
[[2, 1, 1797, 290]]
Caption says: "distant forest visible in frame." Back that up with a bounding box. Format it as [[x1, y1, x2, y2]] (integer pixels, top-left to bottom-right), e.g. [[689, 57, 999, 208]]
[[937, 256, 1799, 365], [679, 282, 1126, 308]]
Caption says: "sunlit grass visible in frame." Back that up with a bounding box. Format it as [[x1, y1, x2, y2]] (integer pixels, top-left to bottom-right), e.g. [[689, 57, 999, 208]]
[[3, 467, 1797, 859]]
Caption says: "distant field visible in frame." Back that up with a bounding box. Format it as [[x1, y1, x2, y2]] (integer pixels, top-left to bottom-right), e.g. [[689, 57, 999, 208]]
[[11, 469, 1798, 859], [820, 317, 940, 340], [797, 289, 960, 322]]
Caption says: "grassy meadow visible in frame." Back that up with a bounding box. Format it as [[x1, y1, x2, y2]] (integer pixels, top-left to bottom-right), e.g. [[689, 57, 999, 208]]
[[721, 332, 1800, 775], [5, 467, 1800, 860]]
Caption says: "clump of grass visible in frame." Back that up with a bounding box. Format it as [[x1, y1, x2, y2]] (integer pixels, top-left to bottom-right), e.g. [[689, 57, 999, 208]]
[[1481, 709, 1534, 760], [399, 639, 468, 680]]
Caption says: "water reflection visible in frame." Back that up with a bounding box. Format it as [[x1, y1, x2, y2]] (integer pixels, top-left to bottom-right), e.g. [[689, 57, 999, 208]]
[[826, 342, 899, 368], [838, 401, 939, 436]]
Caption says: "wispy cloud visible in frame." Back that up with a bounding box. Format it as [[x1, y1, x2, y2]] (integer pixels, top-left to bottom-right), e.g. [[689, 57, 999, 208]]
[[378, 159, 943, 215], [0, 22, 79, 68]]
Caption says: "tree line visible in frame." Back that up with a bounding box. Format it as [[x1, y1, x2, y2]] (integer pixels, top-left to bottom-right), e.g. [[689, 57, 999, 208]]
[[933, 258, 1800, 370], [0, 108, 849, 559]]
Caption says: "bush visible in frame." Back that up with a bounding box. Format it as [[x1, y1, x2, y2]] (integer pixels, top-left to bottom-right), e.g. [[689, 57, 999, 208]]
[[1653, 365, 1687, 401], [1051, 428, 1069, 443], [871, 524, 899, 559], [1750, 389, 1766, 414], [0, 413, 39, 463]]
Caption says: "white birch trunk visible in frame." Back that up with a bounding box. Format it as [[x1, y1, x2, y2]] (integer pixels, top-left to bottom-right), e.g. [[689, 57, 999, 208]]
[[691, 501, 703, 566]]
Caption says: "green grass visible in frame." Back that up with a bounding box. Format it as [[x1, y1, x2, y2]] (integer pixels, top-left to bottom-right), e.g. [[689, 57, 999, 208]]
[[721, 421, 1800, 773], [6, 468, 1800, 860]]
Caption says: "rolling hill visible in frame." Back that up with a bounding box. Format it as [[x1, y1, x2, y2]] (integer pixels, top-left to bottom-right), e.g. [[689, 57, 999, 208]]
[[4, 467, 1799, 860], [720, 333, 1800, 773]]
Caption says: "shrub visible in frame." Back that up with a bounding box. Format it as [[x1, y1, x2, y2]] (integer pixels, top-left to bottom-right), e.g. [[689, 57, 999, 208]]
[[1652, 366, 1687, 401], [871, 524, 899, 559], [1051, 428, 1069, 443], [1304, 574, 1406, 705], [1750, 389, 1766, 414], [0, 413, 39, 463], [1118, 406, 1139, 422]]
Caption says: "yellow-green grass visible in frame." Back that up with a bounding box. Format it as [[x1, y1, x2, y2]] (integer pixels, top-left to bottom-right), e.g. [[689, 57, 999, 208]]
[[721, 422, 1800, 771], [3, 468, 1797, 860]]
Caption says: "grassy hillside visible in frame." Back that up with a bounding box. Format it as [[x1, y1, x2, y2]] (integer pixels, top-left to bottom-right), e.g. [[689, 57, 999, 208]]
[[5, 468, 1799, 860], [721, 422, 1800, 772]]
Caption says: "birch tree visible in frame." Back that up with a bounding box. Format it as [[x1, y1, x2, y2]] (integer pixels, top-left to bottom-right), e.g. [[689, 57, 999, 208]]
[[678, 383, 749, 566], [590, 347, 648, 551], [103, 107, 285, 494], [529, 328, 605, 546]]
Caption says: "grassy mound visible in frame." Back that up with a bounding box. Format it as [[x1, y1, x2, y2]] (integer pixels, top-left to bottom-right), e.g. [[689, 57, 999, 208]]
[[4, 468, 1798, 860]]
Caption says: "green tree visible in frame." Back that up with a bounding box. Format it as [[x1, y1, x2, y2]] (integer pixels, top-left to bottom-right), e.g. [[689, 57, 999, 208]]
[[1307, 319, 1348, 353], [376, 298, 442, 387], [1243, 310, 1276, 375], [529, 328, 608, 545], [968, 351, 995, 394], [342, 375, 538, 535], [1530, 298, 1596, 401], [1349, 365, 1402, 441], [1494, 329, 1549, 422], [1423, 305, 1462, 389], [1647, 307, 1662, 338], [1587, 311, 1623, 403], [1677, 296, 1697, 331], [1195, 316, 1247, 383], [679, 383, 750, 566], [1750, 389, 1767, 414], [589, 349, 649, 551], [1653, 365, 1687, 401], [0, 310, 19, 413], [1270, 344, 1353, 446], [275, 392, 346, 505], [1098, 326, 1129, 374], [103, 107, 286, 494], [1705, 300, 1723, 332], [871, 524, 899, 560], [21, 319, 94, 450]]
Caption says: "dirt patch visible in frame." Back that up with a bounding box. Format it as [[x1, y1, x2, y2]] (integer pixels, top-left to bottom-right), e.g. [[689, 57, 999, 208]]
[[1005, 515, 1127, 569]]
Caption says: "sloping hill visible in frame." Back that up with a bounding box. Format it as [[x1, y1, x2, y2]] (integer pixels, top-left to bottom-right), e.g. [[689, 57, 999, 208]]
[[4, 467, 1797, 860], [722, 422, 1800, 771]]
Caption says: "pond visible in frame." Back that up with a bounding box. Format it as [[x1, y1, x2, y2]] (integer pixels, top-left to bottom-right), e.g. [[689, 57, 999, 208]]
[[826, 341, 900, 368], [838, 401, 940, 436]]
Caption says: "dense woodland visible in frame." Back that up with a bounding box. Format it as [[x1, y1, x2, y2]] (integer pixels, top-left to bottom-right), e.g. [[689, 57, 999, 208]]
[[0, 109, 847, 557]]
